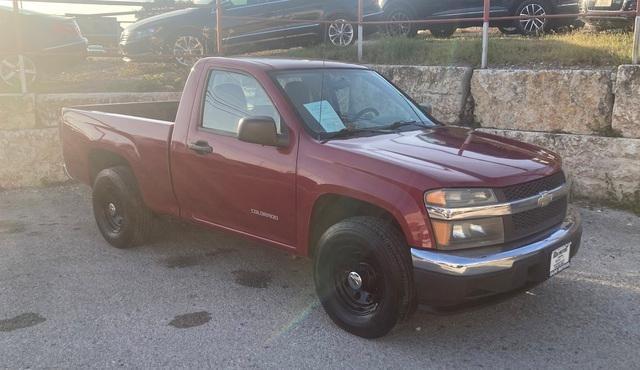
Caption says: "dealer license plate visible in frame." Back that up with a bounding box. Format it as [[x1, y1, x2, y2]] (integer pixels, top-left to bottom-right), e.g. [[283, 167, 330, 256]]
[[594, 0, 613, 7], [550, 242, 571, 277]]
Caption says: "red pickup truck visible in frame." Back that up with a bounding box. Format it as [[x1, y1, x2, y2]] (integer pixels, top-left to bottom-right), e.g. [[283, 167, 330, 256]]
[[61, 57, 582, 338]]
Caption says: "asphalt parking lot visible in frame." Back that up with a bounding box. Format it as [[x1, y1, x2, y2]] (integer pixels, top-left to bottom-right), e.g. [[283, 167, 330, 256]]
[[1, 185, 639, 369]]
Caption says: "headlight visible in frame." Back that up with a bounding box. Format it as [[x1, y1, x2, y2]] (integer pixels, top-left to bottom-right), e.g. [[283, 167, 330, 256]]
[[425, 188, 504, 250], [425, 188, 497, 208]]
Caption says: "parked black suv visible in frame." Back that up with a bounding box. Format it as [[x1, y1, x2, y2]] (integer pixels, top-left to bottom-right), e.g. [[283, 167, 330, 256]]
[[380, 0, 581, 37], [120, 0, 382, 65]]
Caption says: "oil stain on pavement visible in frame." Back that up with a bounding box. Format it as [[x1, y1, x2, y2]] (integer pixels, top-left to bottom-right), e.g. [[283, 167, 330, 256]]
[[168, 311, 212, 329], [0, 220, 26, 235], [163, 248, 237, 268], [0, 313, 46, 332], [232, 270, 272, 288]]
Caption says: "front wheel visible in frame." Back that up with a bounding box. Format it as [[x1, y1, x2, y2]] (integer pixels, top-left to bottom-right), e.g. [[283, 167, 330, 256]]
[[314, 217, 415, 338], [326, 18, 356, 47], [171, 32, 206, 66]]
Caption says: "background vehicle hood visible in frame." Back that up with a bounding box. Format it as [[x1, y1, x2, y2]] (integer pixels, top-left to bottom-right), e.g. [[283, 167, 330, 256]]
[[330, 126, 562, 188]]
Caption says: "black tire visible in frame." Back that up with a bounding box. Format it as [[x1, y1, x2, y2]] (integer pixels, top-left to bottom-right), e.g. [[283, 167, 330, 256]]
[[384, 3, 418, 37], [429, 25, 457, 38], [514, 0, 549, 36], [325, 16, 357, 47], [92, 166, 153, 249], [313, 216, 415, 338]]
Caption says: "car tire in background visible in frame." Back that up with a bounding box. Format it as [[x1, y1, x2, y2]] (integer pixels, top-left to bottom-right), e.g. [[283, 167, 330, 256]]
[[0, 55, 37, 88], [326, 17, 357, 47], [383, 2, 418, 37], [92, 166, 153, 249], [429, 25, 457, 38], [169, 30, 206, 66], [313, 216, 416, 338], [514, 0, 550, 36]]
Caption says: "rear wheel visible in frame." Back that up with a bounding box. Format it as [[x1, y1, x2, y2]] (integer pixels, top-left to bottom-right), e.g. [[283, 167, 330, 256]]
[[515, 0, 549, 36], [92, 166, 153, 249], [314, 217, 415, 338]]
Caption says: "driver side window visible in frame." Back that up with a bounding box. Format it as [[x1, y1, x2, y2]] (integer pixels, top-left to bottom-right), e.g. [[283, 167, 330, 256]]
[[202, 70, 281, 134]]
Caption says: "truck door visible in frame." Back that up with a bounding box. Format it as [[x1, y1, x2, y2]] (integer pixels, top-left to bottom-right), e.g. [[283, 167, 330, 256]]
[[171, 68, 297, 248]]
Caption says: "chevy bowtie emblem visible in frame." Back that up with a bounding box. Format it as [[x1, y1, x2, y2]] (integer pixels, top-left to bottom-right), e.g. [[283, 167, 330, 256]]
[[537, 191, 554, 207]]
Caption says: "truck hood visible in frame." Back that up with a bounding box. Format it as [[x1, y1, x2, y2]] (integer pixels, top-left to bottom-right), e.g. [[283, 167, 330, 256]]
[[330, 126, 562, 188]]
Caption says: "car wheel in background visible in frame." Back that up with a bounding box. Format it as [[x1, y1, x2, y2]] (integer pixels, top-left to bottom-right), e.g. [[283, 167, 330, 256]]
[[429, 25, 457, 38], [327, 18, 356, 47], [384, 3, 417, 37], [314, 217, 416, 338], [92, 166, 153, 249], [515, 0, 549, 36], [171, 32, 206, 66], [0, 55, 37, 88]]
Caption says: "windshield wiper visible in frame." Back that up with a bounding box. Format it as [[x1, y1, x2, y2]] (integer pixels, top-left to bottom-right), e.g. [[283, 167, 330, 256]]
[[383, 120, 425, 131], [320, 127, 391, 143]]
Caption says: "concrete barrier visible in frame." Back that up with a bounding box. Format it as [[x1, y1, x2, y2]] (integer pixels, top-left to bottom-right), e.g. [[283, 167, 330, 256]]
[[482, 129, 640, 205], [372, 65, 473, 125], [612, 65, 640, 139], [0, 94, 36, 130], [472, 69, 614, 135]]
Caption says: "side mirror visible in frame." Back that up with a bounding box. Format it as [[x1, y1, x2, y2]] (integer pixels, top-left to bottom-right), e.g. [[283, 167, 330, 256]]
[[237, 116, 285, 147], [420, 103, 433, 116]]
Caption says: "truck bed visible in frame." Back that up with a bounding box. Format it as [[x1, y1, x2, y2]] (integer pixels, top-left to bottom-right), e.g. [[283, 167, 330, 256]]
[[61, 101, 180, 216]]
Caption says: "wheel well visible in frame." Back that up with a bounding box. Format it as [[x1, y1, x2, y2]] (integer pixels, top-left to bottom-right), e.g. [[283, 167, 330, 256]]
[[308, 194, 404, 258], [88, 149, 130, 184]]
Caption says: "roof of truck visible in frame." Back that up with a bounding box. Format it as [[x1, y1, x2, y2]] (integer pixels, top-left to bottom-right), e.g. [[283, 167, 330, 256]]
[[201, 57, 368, 71]]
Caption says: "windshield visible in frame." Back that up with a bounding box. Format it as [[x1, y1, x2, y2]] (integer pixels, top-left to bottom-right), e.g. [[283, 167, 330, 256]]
[[274, 69, 434, 138]]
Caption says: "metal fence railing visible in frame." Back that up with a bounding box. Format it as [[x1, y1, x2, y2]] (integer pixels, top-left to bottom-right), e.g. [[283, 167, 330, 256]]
[[5, 0, 640, 93]]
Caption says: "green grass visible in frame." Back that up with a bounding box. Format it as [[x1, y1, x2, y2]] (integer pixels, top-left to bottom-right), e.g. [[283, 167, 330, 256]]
[[265, 31, 634, 68]]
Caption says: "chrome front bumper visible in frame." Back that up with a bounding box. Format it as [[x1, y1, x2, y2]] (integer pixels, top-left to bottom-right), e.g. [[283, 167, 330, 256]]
[[412, 207, 581, 277]]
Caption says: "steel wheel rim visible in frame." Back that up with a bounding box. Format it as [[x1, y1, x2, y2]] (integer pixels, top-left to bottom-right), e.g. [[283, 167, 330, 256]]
[[519, 3, 546, 34], [332, 246, 384, 316], [387, 11, 411, 36], [103, 199, 125, 234], [173, 35, 204, 66], [328, 20, 355, 46], [0, 56, 36, 87]]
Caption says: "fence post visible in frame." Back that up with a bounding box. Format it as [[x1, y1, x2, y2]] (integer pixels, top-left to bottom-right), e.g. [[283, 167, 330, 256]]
[[633, 4, 640, 64], [357, 0, 363, 62], [481, 0, 490, 68], [215, 0, 223, 55], [13, 0, 27, 93]]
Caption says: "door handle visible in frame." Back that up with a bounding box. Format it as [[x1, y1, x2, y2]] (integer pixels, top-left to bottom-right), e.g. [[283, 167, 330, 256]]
[[188, 140, 213, 155]]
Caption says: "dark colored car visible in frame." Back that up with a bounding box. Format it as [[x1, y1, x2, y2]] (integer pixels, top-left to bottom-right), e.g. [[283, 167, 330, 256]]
[[120, 0, 382, 65], [62, 57, 581, 338], [0, 5, 87, 87], [583, 0, 637, 30], [380, 0, 582, 37]]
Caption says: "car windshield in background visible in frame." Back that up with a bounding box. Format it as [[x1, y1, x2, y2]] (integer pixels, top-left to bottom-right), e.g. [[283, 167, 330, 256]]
[[274, 69, 434, 138]]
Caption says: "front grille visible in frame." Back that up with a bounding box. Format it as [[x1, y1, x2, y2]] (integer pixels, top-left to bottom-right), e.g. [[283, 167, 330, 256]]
[[499, 171, 568, 243], [500, 171, 565, 202], [504, 198, 568, 242]]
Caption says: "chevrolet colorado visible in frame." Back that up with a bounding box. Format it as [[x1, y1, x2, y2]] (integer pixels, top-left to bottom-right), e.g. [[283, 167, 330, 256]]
[[61, 57, 582, 338]]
